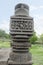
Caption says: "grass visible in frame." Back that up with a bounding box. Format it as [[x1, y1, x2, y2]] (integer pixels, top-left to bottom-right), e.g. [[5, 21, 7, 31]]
[[30, 44, 43, 65], [0, 41, 43, 65], [0, 41, 10, 48]]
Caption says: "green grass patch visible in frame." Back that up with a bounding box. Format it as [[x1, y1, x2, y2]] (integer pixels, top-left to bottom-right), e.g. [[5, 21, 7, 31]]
[[30, 44, 43, 65], [0, 41, 10, 48]]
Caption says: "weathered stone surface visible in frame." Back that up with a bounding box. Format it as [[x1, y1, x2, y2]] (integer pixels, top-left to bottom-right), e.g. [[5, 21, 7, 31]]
[[7, 3, 34, 65], [0, 61, 7, 65], [9, 52, 32, 62]]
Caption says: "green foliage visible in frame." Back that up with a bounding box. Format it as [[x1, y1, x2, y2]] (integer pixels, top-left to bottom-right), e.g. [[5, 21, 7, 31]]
[[39, 34, 43, 44], [0, 30, 5, 38], [30, 32, 38, 44], [0, 29, 10, 39], [5, 33, 10, 39], [30, 44, 43, 65], [0, 41, 10, 48]]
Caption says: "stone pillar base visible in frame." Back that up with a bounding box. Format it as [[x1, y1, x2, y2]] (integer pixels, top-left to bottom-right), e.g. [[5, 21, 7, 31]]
[[8, 60, 32, 65], [7, 52, 32, 65], [0, 61, 7, 65]]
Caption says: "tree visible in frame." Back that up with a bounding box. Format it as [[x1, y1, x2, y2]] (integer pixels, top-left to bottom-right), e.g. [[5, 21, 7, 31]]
[[30, 32, 38, 44], [0, 29, 10, 39], [39, 34, 43, 44], [5, 33, 10, 39], [0, 30, 5, 38]]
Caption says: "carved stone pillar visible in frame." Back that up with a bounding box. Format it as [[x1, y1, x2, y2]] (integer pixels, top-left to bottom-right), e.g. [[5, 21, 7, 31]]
[[8, 3, 34, 65]]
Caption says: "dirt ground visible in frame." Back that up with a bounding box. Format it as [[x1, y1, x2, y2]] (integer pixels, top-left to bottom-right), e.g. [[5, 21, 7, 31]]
[[0, 48, 11, 61]]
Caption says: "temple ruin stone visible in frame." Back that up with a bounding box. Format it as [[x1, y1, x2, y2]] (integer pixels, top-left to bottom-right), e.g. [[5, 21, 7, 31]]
[[7, 3, 34, 65]]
